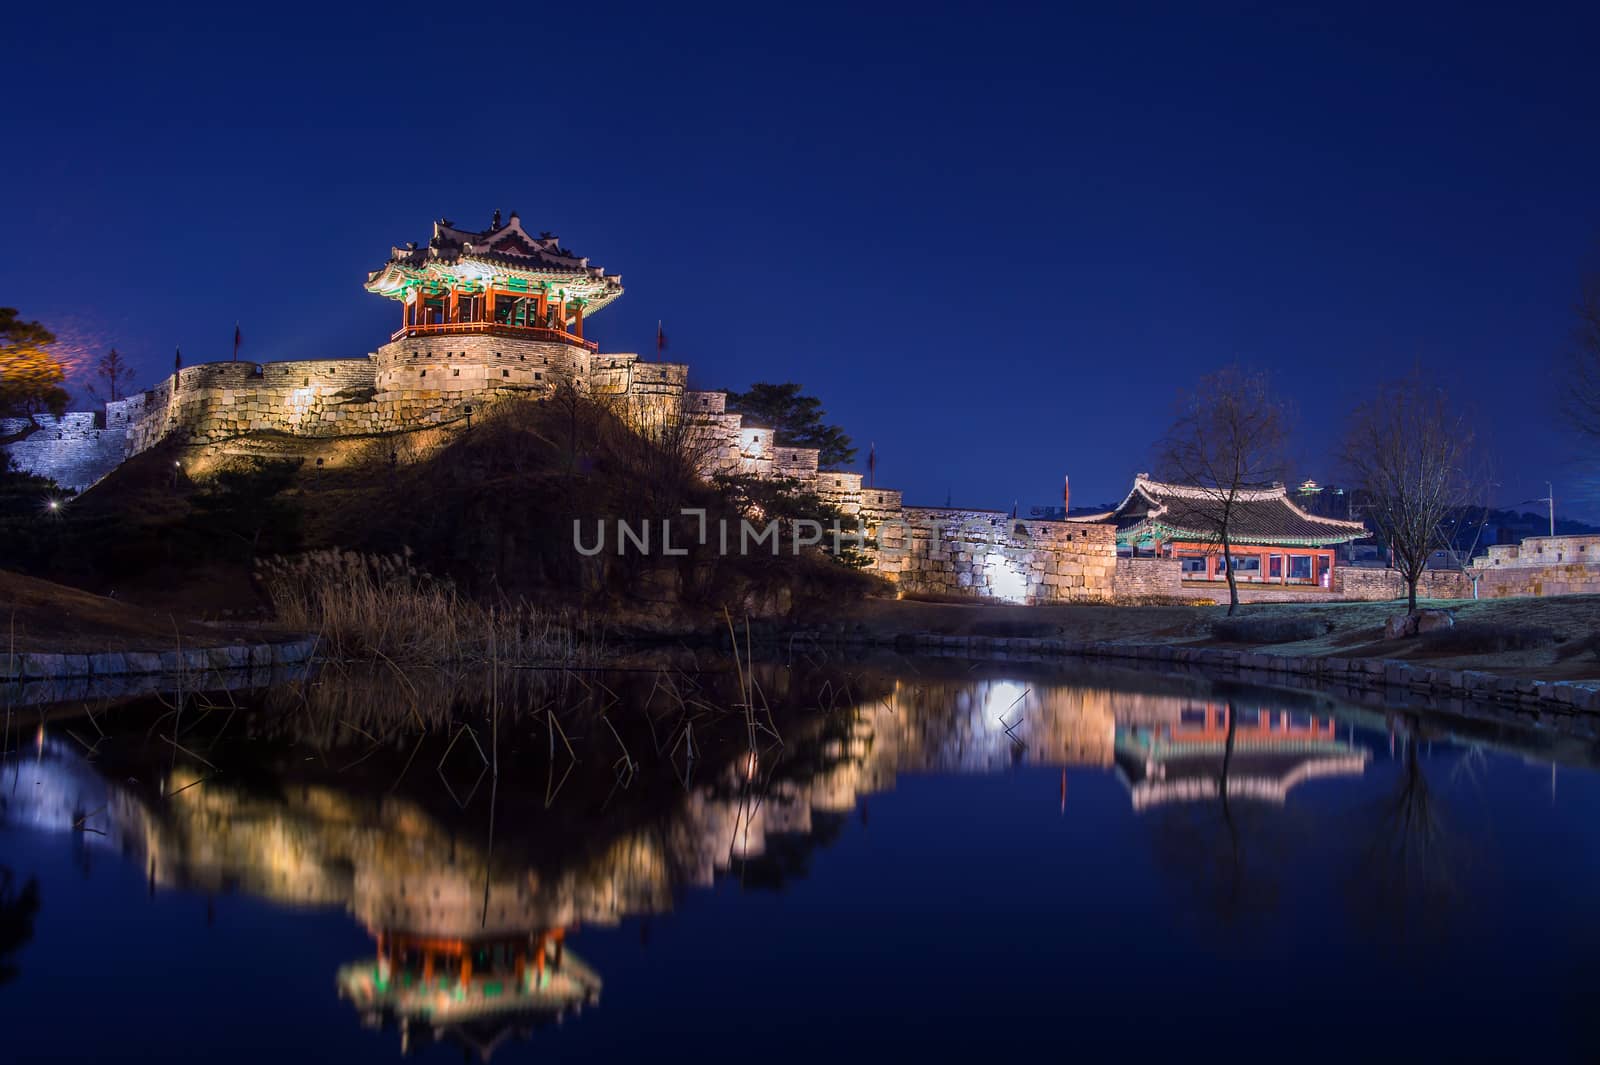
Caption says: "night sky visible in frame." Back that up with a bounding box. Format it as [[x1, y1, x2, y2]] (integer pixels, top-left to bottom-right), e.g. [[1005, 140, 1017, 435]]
[[4, 4, 1597, 517]]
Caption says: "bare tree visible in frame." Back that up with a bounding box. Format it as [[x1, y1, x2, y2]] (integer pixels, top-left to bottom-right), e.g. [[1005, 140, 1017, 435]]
[[1342, 372, 1479, 613], [86, 347, 137, 404], [1155, 365, 1289, 615], [1563, 269, 1600, 443]]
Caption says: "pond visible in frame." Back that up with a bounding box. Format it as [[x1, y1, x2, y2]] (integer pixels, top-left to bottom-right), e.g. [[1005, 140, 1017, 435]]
[[3, 654, 1600, 1062]]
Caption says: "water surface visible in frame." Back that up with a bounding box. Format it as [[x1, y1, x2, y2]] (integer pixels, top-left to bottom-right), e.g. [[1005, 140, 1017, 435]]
[[3, 657, 1598, 1062]]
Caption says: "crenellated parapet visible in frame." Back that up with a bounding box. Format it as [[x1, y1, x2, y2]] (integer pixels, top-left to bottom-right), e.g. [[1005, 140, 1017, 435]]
[[2, 211, 948, 581]]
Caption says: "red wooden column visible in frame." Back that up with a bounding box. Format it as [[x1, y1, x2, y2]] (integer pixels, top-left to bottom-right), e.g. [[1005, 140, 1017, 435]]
[[535, 288, 548, 326], [448, 285, 459, 324], [572, 301, 584, 339], [484, 285, 496, 324]]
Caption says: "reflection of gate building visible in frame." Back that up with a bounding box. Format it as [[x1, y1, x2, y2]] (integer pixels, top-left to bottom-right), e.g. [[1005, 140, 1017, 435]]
[[1114, 701, 1369, 810], [338, 927, 600, 1058]]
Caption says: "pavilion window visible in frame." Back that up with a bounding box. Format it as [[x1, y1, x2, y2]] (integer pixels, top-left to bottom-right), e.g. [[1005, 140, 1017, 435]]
[[1178, 555, 1207, 575], [503, 296, 538, 326], [1268, 555, 1283, 578], [1225, 556, 1261, 576], [494, 298, 529, 326], [1289, 555, 1313, 581]]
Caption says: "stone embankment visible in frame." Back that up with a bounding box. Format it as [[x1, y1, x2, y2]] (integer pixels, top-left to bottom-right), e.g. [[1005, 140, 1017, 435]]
[[768, 629, 1600, 716], [2, 637, 319, 681]]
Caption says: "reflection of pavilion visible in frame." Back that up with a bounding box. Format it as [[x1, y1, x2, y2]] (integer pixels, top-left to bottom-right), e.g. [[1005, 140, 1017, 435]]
[[8, 672, 1377, 1059], [1114, 701, 1369, 810], [338, 927, 600, 1059]]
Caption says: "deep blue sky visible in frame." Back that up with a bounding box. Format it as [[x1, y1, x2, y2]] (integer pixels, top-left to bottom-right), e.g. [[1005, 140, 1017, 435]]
[[3, 3, 1597, 516]]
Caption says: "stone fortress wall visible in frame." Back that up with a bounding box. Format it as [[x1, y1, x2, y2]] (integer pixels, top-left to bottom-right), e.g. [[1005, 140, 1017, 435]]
[[14, 345, 1600, 607], [5, 334, 697, 492], [3, 330, 1151, 602], [0, 412, 129, 492], [876, 507, 1120, 604]]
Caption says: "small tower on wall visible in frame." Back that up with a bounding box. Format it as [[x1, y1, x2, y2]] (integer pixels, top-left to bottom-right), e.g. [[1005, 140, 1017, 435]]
[[365, 211, 624, 344], [364, 212, 630, 423]]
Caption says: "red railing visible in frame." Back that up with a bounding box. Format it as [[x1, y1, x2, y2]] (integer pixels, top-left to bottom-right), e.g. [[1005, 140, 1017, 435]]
[[390, 321, 599, 352]]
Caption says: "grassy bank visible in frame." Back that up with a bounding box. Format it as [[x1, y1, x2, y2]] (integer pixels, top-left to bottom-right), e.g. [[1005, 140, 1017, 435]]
[[839, 594, 1600, 682], [0, 569, 295, 653]]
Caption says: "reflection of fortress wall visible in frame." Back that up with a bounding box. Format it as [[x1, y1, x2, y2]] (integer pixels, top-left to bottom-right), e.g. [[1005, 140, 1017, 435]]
[[19, 675, 1349, 942], [870, 679, 1119, 773]]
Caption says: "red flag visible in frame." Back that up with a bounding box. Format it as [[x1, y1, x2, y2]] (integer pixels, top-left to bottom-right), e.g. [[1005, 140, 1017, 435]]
[[656, 321, 667, 359], [867, 442, 876, 487], [233, 322, 242, 362]]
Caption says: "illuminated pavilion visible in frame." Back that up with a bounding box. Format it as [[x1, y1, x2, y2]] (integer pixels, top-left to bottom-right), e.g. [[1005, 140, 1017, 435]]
[[1083, 474, 1370, 587], [365, 209, 624, 350]]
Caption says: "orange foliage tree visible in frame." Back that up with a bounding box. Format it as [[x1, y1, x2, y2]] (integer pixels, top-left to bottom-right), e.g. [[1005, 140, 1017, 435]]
[[0, 308, 68, 432]]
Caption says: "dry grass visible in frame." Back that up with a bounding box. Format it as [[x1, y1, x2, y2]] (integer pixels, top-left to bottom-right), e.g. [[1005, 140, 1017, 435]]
[[256, 550, 597, 667], [0, 568, 288, 653], [1211, 615, 1334, 643], [836, 593, 1600, 680]]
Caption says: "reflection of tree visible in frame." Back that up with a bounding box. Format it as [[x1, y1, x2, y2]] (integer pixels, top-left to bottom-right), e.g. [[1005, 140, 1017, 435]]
[[1347, 719, 1461, 947], [0, 866, 42, 987], [1148, 703, 1290, 927]]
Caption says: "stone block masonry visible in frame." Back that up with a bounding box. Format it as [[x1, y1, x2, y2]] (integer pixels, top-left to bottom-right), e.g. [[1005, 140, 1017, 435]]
[[4, 335, 1146, 606], [1112, 557, 1184, 599], [882, 507, 1118, 603], [8, 334, 697, 491], [0, 413, 129, 493], [1333, 567, 1470, 601]]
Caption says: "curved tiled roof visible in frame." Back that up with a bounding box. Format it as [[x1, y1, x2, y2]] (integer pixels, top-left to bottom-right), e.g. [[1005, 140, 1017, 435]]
[[1087, 475, 1369, 547], [365, 211, 623, 313]]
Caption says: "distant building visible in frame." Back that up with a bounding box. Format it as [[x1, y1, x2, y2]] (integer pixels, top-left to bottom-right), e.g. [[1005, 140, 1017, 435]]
[[1076, 474, 1369, 586], [1292, 478, 1355, 521]]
